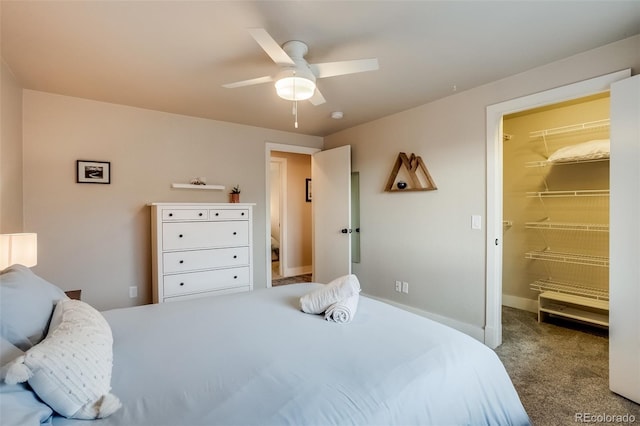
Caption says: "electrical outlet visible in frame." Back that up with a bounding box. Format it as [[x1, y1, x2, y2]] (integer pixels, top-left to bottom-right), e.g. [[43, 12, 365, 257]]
[[402, 281, 409, 294], [395, 281, 402, 292], [129, 286, 138, 298]]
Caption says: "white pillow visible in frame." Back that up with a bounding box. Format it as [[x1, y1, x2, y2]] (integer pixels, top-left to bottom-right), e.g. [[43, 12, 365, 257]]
[[4, 299, 121, 419], [0, 264, 68, 351], [547, 139, 610, 163]]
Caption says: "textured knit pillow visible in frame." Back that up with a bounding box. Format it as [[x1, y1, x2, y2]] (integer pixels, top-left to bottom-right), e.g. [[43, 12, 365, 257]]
[[4, 299, 121, 419]]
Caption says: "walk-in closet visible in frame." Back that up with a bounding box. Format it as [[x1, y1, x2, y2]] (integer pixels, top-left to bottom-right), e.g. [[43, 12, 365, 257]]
[[502, 93, 610, 328]]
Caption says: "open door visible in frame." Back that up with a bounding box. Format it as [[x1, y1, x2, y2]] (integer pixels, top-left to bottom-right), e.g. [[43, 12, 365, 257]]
[[609, 74, 640, 404], [312, 145, 351, 283]]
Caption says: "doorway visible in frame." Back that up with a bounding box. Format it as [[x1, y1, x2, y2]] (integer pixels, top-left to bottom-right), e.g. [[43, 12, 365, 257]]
[[501, 93, 610, 316], [269, 151, 312, 284], [485, 69, 631, 348], [265, 143, 320, 287]]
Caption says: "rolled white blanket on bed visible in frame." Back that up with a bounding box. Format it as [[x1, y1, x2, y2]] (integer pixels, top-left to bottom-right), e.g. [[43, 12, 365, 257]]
[[325, 293, 359, 323], [300, 274, 361, 314]]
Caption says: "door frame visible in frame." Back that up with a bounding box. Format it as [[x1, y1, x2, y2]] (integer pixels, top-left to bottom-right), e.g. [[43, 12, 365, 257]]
[[485, 69, 631, 348], [265, 143, 320, 286], [270, 157, 287, 278]]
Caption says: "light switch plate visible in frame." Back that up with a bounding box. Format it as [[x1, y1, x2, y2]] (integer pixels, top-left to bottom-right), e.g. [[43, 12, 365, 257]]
[[471, 215, 482, 230]]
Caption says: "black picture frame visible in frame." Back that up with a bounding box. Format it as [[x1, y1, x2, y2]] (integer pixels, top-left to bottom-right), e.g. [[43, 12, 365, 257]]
[[305, 178, 312, 202], [77, 160, 111, 184]]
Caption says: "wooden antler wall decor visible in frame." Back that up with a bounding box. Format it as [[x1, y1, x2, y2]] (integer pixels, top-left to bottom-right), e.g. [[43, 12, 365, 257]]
[[384, 152, 437, 192]]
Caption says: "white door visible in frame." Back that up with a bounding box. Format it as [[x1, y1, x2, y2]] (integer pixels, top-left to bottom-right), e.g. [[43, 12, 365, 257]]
[[609, 74, 640, 404], [312, 145, 351, 283]]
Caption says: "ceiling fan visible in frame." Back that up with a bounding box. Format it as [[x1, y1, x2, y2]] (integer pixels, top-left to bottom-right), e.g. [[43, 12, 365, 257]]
[[223, 28, 379, 107]]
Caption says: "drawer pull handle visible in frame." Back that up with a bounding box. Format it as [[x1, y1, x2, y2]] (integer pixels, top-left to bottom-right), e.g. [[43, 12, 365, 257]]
[[179, 234, 183, 238], [234, 275, 238, 279], [233, 255, 238, 259], [215, 213, 219, 216], [198, 213, 203, 217], [179, 260, 184, 264], [241, 212, 245, 216], [233, 232, 237, 235], [179, 282, 184, 286], [168, 213, 173, 217]]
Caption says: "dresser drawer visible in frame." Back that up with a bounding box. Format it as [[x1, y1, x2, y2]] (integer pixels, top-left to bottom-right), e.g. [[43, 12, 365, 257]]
[[163, 247, 249, 273], [163, 267, 250, 297], [209, 209, 249, 221], [162, 209, 208, 221], [163, 286, 250, 303], [163, 221, 248, 250]]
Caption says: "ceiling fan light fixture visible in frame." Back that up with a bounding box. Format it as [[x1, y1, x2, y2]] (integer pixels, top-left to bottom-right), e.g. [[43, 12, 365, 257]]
[[275, 76, 315, 101]]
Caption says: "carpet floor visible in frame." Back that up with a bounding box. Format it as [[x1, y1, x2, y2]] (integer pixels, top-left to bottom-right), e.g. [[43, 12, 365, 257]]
[[495, 306, 640, 425], [272, 273, 312, 286]]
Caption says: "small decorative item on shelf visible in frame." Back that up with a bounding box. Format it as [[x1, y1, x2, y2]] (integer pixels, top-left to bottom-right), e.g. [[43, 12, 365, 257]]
[[396, 181, 407, 190], [190, 177, 207, 185], [229, 185, 241, 203]]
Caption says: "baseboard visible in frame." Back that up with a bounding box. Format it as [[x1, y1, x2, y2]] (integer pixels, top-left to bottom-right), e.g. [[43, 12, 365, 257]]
[[502, 294, 538, 313], [363, 293, 485, 343], [284, 265, 312, 277]]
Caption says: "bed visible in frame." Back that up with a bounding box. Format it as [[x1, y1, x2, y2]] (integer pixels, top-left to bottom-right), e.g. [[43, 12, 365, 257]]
[[1, 266, 530, 425]]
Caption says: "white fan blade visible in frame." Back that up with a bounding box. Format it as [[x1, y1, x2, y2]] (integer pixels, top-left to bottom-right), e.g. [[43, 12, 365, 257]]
[[248, 28, 295, 66], [310, 58, 379, 79], [222, 75, 273, 89], [309, 88, 326, 106]]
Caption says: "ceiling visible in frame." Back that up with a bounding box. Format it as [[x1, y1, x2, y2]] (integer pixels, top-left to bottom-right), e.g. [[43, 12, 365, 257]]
[[2, 1, 639, 137]]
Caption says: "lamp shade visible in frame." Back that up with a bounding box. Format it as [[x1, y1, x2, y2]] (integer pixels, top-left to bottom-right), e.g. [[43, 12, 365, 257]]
[[275, 76, 316, 101], [0, 233, 38, 269]]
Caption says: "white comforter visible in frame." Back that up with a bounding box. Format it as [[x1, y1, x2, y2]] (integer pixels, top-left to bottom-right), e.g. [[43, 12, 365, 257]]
[[52, 283, 529, 425]]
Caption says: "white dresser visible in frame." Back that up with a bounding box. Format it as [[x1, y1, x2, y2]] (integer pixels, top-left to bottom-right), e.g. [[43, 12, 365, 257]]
[[150, 203, 254, 303]]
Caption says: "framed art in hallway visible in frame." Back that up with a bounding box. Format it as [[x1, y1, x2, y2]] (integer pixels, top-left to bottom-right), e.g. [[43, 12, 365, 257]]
[[306, 178, 312, 202], [77, 160, 111, 184]]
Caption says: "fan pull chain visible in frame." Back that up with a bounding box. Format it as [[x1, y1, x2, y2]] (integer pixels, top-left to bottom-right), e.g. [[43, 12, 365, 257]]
[[293, 71, 299, 128]]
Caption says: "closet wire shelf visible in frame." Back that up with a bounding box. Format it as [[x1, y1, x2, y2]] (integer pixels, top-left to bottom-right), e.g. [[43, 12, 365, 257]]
[[525, 222, 609, 232], [526, 189, 609, 198], [525, 250, 609, 267], [530, 278, 609, 301], [525, 157, 609, 168], [529, 119, 610, 139]]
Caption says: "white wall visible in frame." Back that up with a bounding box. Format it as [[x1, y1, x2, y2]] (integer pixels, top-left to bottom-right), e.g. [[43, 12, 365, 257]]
[[324, 35, 640, 333], [0, 59, 24, 232], [22, 90, 322, 310]]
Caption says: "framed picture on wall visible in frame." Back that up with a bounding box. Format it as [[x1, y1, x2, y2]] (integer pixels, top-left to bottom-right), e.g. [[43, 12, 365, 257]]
[[306, 178, 312, 202], [77, 160, 111, 184]]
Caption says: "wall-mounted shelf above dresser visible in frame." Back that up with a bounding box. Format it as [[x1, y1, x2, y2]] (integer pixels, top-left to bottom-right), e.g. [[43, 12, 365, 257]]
[[171, 183, 225, 190]]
